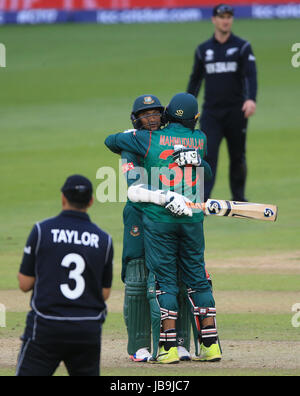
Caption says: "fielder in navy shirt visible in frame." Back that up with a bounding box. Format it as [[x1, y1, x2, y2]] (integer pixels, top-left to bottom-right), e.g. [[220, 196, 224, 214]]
[[16, 175, 113, 377], [187, 4, 257, 202]]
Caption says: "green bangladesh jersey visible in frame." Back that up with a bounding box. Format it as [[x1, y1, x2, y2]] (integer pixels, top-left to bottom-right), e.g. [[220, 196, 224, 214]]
[[105, 123, 212, 223], [121, 149, 147, 213]]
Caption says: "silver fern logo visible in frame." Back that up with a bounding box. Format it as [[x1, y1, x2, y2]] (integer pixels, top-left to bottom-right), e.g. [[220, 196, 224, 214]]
[[0, 43, 6, 68]]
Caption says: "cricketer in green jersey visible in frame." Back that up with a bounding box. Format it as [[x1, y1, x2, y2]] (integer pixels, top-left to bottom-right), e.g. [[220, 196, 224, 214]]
[[105, 93, 222, 363], [119, 95, 194, 362]]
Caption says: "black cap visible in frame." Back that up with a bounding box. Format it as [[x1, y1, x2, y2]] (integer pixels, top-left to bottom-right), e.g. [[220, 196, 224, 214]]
[[213, 4, 234, 16], [61, 175, 93, 204]]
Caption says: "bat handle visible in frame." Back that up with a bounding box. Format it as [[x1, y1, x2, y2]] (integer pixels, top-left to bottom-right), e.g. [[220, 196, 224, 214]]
[[185, 202, 206, 210]]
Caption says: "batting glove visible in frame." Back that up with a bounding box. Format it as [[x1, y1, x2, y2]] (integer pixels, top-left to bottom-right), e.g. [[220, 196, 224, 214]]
[[165, 191, 193, 217], [172, 146, 201, 167]]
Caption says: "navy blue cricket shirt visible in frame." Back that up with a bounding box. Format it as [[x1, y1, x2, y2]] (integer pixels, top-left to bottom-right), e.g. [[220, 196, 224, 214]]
[[19, 210, 113, 344], [187, 33, 257, 109]]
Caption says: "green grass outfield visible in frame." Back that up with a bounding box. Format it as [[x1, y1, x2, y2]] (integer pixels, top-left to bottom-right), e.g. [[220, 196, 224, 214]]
[[0, 19, 300, 376]]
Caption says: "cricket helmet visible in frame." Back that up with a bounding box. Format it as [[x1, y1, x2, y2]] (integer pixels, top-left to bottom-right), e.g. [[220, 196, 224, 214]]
[[131, 94, 164, 129], [164, 93, 200, 130]]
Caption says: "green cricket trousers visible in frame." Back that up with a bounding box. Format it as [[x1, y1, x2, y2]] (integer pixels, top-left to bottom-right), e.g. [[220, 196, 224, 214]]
[[143, 214, 215, 312]]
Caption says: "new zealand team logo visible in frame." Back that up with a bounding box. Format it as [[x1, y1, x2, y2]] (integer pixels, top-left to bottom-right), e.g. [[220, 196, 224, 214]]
[[207, 200, 221, 214], [226, 47, 238, 56], [264, 208, 274, 218]]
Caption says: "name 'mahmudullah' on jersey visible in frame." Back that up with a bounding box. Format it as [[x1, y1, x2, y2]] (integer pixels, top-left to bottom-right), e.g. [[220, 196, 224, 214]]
[[159, 135, 204, 150]]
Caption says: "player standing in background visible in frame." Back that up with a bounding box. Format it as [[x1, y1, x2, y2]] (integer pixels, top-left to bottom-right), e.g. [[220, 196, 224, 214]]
[[105, 93, 221, 364], [187, 3, 257, 202], [16, 175, 113, 376], [117, 95, 192, 362]]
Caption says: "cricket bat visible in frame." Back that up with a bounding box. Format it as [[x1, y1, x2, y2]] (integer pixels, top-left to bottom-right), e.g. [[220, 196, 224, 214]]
[[186, 199, 278, 222]]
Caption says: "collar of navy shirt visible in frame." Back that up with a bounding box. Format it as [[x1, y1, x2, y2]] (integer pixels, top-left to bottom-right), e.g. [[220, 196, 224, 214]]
[[212, 32, 235, 45], [60, 210, 91, 222]]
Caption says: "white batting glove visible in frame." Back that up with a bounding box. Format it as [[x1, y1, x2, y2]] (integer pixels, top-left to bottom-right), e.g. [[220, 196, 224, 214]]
[[165, 191, 193, 217], [173, 146, 201, 167]]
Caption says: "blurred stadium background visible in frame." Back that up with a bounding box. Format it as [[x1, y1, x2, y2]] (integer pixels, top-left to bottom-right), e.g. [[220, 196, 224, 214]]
[[1, 0, 300, 23], [0, 0, 300, 376]]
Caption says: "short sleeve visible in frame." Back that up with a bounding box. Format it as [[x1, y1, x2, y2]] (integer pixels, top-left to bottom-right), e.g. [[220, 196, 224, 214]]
[[19, 224, 39, 277]]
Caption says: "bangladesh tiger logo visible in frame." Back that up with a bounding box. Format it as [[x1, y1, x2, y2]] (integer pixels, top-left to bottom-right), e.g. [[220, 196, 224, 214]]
[[130, 225, 140, 237], [143, 96, 155, 105]]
